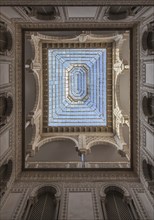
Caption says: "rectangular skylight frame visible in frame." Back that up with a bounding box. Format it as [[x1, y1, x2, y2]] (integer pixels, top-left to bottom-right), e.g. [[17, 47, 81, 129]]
[[48, 48, 107, 127]]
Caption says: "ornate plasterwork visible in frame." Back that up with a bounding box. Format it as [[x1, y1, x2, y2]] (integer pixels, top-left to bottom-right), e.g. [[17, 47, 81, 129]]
[[14, 21, 139, 177], [41, 39, 112, 132], [132, 188, 151, 219], [100, 182, 130, 198], [61, 187, 101, 220]]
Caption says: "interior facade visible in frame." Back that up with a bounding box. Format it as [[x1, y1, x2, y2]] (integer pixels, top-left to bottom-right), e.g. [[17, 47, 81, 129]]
[[0, 1, 154, 220]]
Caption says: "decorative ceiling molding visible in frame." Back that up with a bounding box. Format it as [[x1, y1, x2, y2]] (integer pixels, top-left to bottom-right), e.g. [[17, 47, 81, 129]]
[[14, 22, 139, 176]]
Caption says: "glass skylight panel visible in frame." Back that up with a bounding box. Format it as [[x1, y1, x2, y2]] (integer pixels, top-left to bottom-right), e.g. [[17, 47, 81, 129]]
[[48, 48, 107, 126]]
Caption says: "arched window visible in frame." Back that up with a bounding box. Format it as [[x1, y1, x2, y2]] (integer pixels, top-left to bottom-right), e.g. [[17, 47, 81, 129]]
[[0, 160, 13, 199], [0, 95, 13, 128], [142, 94, 154, 127], [102, 186, 139, 220], [143, 160, 154, 181], [108, 6, 129, 20], [24, 186, 59, 220], [142, 28, 154, 54], [23, 6, 59, 21], [0, 22, 12, 53], [142, 160, 154, 195]]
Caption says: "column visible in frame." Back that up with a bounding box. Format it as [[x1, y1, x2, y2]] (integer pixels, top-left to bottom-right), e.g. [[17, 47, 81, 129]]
[[100, 197, 108, 220]]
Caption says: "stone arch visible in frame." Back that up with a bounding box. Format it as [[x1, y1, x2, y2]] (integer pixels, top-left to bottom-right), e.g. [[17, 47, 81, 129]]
[[0, 94, 13, 128], [100, 184, 139, 220], [23, 184, 60, 220], [142, 159, 154, 182], [115, 75, 122, 110], [142, 22, 154, 55], [24, 6, 59, 21], [87, 139, 119, 150], [142, 93, 154, 127], [115, 72, 130, 116], [30, 70, 40, 115], [142, 158, 154, 196], [0, 159, 13, 198], [36, 136, 78, 150], [29, 184, 61, 199], [142, 95, 154, 117], [25, 71, 37, 118], [108, 6, 129, 20], [142, 31, 154, 51], [0, 22, 12, 53], [25, 38, 40, 118], [101, 183, 130, 198]]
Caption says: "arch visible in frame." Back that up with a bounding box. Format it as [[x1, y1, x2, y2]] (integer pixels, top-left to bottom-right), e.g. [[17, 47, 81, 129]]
[[100, 184, 139, 220], [142, 159, 154, 182], [30, 70, 40, 115], [108, 6, 129, 20], [87, 139, 119, 150], [0, 159, 13, 198], [105, 189, 134, 220], [142, 158, 154, 196], [142, 31, 154, 51], [0, 94, 13, 128], [24, 6, 59, 21], [22, 184, 61, 220], [142, 95, 154, 117], [36, 136, 78, 150], [86, 142, 128, 163], [28, 138, 80, 164], [101, 184, 130, 198], [0, 22, 12, 53], [115, 71, 130, 116], [29, 184, 61, 198], [142, 93, 154, 127], [25, 72, 37, 118]]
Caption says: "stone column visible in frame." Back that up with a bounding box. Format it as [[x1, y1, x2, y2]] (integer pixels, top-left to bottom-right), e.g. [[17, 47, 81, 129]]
[[23, 196, 36, 220], [55, 197, 60, 220], [100, 197, 108, 220], [124, 196, 138, 220]]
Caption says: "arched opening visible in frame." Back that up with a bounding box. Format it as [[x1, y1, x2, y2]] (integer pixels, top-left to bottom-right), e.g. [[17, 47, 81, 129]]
[[142, 31, 154, 51], [104, 187, 136, 220], [0, 22, 12, 53], [0, 95, 13, 127], [24, 6, 58, 20], [142, 95, 154, 127], [108, 6, 129, 20], [142, 96, 154, 117], [25, 73, 36, 117], [27, 139, 80, 168], [142, 160, 154, 196], [142, 160, 154, 182], [0, 160, 13, 198], [87, 143, 127, 162], [25, 186, 58, 220]]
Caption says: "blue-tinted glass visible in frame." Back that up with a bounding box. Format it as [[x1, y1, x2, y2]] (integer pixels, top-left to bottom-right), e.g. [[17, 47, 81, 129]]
[[48, 49, 107, 126]]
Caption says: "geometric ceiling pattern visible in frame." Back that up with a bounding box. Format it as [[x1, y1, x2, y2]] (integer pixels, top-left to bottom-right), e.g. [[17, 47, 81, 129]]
[[48, 49, 107, 126]]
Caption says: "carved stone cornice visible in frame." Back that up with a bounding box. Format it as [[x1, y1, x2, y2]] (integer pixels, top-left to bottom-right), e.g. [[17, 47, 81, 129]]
[[18, 170, 139, 182]]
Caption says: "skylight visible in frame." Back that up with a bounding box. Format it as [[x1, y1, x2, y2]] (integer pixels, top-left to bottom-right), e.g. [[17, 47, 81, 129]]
[[48, 48, 107, 127]]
